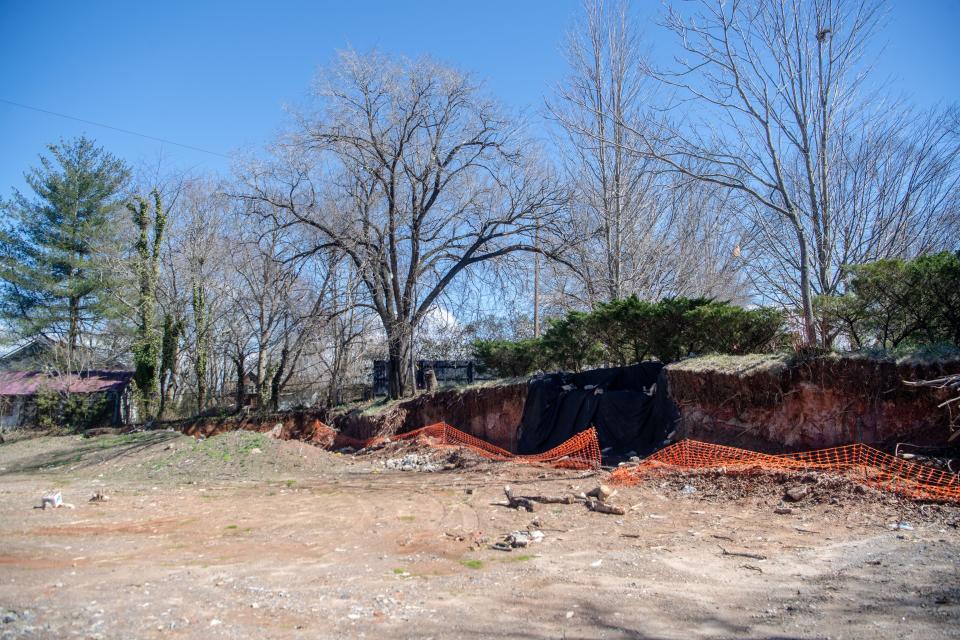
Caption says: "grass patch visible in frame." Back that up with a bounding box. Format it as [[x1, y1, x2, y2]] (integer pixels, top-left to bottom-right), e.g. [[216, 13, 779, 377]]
[[40, 452, 83, 469], [500, 554, 537, 563], [398, 515, 415, 522], [225, 524, 238, 530], [460, 559, 484, 570], [91, 432, 163, 449]]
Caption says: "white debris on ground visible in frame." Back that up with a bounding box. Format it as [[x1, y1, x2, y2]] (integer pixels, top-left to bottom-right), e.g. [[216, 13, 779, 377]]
[[491, 529, 546, 551], [383, 453, 441, 472], [35, 490, 75, 510]]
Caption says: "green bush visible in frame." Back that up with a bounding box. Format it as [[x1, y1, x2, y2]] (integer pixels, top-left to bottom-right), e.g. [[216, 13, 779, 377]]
[[34, 386, 60, 430], [473, 297, 785, 376], [471, 338, 544, 377], [589, 297, 657, 364], [541, 311, 605, 372], [817, 251, 960, 350], [32, 385, 110, 432], [686, 303, 785, 356]]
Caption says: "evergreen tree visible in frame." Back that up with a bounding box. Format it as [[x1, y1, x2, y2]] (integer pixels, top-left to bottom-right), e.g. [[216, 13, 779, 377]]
[[0, 137, 129, 354]]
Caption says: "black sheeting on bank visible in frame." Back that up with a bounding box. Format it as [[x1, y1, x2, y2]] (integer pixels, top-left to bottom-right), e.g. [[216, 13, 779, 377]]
[[517, 363, 678, 457]]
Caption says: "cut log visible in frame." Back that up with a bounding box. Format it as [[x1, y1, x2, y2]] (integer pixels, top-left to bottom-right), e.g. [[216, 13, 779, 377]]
[[585, 497, 625, 515], [503, 486, 535, 512], [586, 484, 617, 502]]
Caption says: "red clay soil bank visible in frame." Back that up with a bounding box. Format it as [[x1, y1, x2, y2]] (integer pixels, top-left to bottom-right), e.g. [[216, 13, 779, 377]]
[[330, 381, 528, 452], [173, 382, 528, 450], [179, 410, 330, 441], [666, 354, 960, 452]]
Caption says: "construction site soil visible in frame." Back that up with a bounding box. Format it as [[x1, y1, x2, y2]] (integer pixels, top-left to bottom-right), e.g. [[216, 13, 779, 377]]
[[1, 430, 958, 639]]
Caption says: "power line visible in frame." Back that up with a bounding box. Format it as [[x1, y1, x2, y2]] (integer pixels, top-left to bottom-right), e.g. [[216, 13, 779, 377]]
[[0, 98, 232, 159]]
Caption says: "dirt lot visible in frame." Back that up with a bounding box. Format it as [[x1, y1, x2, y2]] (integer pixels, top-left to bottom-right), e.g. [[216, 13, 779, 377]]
[[0, 431, 958, 639]]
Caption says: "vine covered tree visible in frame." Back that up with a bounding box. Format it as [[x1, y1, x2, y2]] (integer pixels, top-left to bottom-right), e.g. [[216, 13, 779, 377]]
[[128, 189, 167, 415]]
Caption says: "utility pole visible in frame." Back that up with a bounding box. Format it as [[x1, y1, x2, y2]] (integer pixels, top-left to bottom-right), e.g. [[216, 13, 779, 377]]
[[533, 224, 540, 337]]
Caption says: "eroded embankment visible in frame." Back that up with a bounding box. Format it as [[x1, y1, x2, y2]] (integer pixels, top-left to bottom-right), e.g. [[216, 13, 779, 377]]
[[666, 353, 960, 451], [178, 409, 329, 441], [164, 381, 528, 452], [329, 381, 528, 452]]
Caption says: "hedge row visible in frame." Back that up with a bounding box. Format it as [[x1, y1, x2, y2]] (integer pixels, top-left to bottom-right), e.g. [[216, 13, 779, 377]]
[[472, 296, 785, 376]]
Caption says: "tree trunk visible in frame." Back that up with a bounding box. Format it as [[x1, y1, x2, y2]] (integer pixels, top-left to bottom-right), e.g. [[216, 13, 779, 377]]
[[269, 344, 289, 413], [792, 220, 818, 346], [386, 327, 414, 400], [325, 329, 346, 408], [233, 352, 246, 413], [68, 295, 80, 354]]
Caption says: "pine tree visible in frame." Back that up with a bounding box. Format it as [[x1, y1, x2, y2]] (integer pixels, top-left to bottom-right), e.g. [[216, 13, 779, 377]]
[[0, 137, 129, 355]]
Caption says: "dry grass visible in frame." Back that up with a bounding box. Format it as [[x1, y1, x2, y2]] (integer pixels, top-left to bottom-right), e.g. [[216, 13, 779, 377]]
[[666, 352, 792, 377]]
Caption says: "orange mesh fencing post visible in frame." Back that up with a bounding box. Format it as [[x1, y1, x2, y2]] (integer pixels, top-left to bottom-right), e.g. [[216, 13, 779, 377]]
[[609, 439, 960, 503]]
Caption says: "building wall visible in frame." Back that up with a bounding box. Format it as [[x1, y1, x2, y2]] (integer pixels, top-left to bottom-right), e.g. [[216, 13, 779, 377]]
[[0, 396, 26, 428]]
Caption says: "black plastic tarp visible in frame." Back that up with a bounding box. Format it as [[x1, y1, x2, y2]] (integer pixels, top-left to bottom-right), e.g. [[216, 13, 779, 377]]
[[517, 363, 678, 457]]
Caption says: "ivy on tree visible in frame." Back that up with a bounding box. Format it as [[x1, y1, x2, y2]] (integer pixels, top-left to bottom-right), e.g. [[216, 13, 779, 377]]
[[128, 189, 166, 416]]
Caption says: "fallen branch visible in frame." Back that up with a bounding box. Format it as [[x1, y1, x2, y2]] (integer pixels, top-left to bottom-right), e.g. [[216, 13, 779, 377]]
[[515, 493, 576, 505], [719, 545, 767, 561]]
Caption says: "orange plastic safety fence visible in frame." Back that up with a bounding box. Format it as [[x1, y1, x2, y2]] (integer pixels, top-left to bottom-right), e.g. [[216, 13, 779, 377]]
[[308, 420, 601, 470], [609, 439, 960, 503]]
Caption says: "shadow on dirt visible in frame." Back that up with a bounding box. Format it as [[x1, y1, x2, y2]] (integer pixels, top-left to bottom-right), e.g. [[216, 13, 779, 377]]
[[0, 431, 180, 476]]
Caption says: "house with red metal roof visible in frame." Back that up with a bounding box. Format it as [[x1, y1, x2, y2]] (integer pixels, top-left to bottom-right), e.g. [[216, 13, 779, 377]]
[[0, 369, 136, 429]]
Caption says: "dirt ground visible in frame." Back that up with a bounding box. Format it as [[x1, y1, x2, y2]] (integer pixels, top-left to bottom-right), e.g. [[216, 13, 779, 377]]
[[0, 431, 958, 640]]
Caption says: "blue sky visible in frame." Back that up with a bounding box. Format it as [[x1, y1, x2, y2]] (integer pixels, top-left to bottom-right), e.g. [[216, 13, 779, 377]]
[[1, 0, 958, 195]]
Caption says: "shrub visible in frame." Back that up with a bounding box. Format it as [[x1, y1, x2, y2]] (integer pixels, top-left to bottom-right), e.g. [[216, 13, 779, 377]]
[[32, 385, 110, 432], [589, 296, 656, 365], [34, 386, 60, 430], [818, 251, 960, 350], [472, 338, 544, 377], [686, 303, 785, 356], [541, 311, 605, 371], [472, 297, 785, 375]]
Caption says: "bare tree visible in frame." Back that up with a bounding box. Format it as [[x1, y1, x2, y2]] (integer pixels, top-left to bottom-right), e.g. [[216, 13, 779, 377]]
[[548, 0, 658, 303], [626, 0, 891, 344], [164, 179, 234, 413], [240, 50, 568, 398], [314, 260, 372, 407], [745, 103, 960, 340], [548, 0, 747, 308]]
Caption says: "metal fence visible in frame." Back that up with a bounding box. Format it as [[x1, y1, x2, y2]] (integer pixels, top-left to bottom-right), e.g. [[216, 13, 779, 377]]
[[372, 359, 483, 397]]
